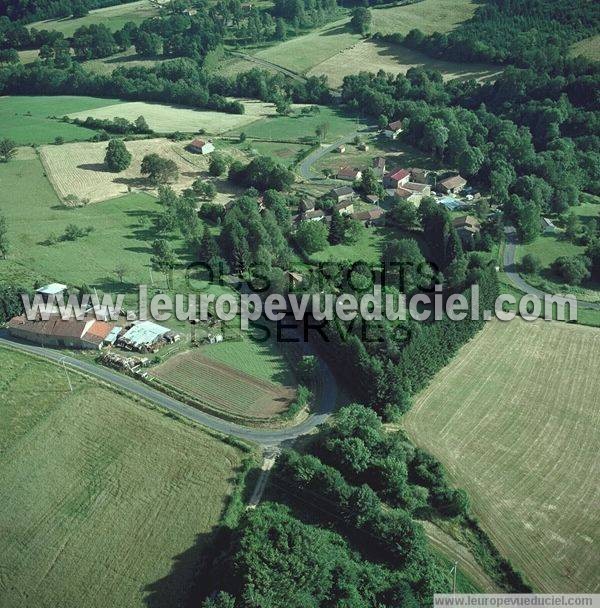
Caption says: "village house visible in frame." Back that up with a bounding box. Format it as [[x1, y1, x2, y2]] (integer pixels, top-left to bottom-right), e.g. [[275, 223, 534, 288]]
[[403, 182, 431, 196], [408, 168, 431, 184], [384, 167, 411, 189], [393, 187, 421, 204], [384, 120, 403, 139], [304, 209, 326, 221], [300, 196, 316, 212], [7, 314, 116, 350], [284, 270, 304, 289], [540, 217, 558, 234], [337, 166, 362, 182], [188, 138, 215, 155], [336, 144, 346, 154], [335, 200, 354, 216], [438, 174, 467, 194], [372, 157, 386, 176], [329, 185, 355, 203], [352, 207, 386, 227], [452, 215, 481, 245], [365, 194, 380, 205]]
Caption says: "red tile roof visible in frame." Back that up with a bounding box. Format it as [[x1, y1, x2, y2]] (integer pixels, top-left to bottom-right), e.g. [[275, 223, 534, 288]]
[[190, 138, 207, 148], [386, 168, 410, 181], [388, 120, 403, 131]]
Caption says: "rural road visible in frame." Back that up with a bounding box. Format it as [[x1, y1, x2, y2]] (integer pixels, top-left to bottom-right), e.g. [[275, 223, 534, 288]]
[[503, 227, 600, 310], [298, 127, 375, 181], [0, 332, 338, 447]]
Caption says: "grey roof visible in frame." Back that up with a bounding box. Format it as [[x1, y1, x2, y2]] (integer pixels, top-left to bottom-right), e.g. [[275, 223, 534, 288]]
[[332, 186, 354, 196], [36, 283, 67, 295], [120, 321, 171, 348]]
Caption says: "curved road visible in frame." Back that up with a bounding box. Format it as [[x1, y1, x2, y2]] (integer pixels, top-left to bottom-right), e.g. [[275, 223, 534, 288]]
[[0, 332, 337, 447], [503, 227, 600, 310]]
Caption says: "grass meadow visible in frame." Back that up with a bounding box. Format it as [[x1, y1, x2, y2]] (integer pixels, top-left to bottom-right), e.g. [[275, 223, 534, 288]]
[[0, 346, 245, 608], [0, 96, 122, 145], [27, 0, 159, 37], [403, 319, 600, 593], [569, 35, 600, 62]]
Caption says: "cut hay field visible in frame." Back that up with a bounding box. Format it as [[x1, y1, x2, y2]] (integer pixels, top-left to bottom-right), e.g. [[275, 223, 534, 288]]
[[403, 319, 600, 593], [0, 95, 122, 145], [83, 48, 164, 75], [0, 346, 245, 608], [308, 40, 501, 87], [66, 99, 286, 134], [39, 137, 246, 203], [28, 0, 160, 37], [149, 349, 296, 421], [252, 0, 480, 76]]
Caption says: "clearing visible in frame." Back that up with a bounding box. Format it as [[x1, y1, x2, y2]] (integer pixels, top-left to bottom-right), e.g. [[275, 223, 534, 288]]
[[308, 40, 501, 87], [148, 348, 296, 422], [403, 319, 600, 593], [0, 346, 245, 608], [27, 0, 160, 37], [39, 137, 246, 203], [569, 35, 600, 62], [0, 95, 122, 145], [66, 99, 291, 134]]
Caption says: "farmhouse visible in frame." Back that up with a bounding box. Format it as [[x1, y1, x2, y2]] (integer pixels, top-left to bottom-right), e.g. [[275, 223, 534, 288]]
[[541, 217, 558, 233], [337, 166, 362, 181], [304, 209, 326, 221], [7, 314, 116, 350], [352, 207, 385, 226], [383, 167, 410, 189], [336, 144, 346, 154], [300, 196, 316, 212], [393, 187, 421, 204], [335, 200, 354, 215], [118, 320, 179, 352], [409, 167, 431, 184], [438, 174, 467, 194], [403, 182, 431, 195], [383, 120, 403, 139], [329, 185, 355, 203], [452, 215, 481, 245], [188, 139, 215, 155], [372, 157, 386, 176], [284, 271, 304, 288]]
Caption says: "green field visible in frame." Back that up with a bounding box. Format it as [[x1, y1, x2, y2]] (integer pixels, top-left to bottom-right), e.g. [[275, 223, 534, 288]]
[[403, 319, 600, 593], [83, 48, 164, 75], [371, 0, 480, 36], [231, 106, 365, 143], [0, 96, 122, 145], [28, 0, 159, 37], [310, 224, 386, 264], [252, 18, 360, 74], [0, 346, 245, 608], [0, 154, 167, 289]]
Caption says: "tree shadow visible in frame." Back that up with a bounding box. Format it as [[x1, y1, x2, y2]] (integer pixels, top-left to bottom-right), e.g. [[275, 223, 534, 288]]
[[78, 162, 110, 172], [115, 176, 151, 189], [143, 467, 247, 608]]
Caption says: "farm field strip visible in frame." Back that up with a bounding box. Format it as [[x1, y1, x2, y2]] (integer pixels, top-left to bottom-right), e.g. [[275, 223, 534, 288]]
[[0, 346, 244, 608], [403, 319, 600, 593], [149, 350, 296, 420], [66, 99, 291, 134], [308, 40, 501, 86]]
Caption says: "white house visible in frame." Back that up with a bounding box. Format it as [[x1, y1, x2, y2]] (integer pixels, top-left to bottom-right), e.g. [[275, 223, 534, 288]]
[[188, 139, 215, 155], [384, 120, 403, 139]]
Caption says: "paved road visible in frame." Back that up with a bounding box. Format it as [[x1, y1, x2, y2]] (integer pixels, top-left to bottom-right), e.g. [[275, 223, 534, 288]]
[[503, 227, 600, 311], [0, 332, 338, 446]]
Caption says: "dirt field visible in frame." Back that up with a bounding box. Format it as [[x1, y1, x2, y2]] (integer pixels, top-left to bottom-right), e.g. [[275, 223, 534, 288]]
[[403, 319, 600, 592], [39, 138, 246, 204], [309, 40, 501, 86], [149, 349, 296, 421], [0, 346, 244, 608], [66, 99, 286, 134]]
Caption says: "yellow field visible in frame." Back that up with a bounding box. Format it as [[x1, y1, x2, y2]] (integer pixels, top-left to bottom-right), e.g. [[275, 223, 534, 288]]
[[39, 138, 247, 203], [0, 346, 245, 608], [308, 40, 501, 86], [403, 319, 600, 592], [66, 99, 283, 134]]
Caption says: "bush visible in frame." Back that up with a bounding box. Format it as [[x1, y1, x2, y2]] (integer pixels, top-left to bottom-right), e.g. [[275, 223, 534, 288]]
[[520, 253, 542, 274]]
